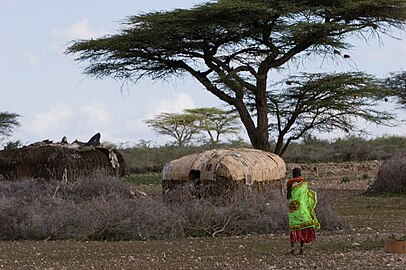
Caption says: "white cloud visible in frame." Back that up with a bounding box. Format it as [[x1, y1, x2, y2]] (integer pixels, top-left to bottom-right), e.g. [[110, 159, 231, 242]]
[[24, 103, 74, 138], [21, 102, 116, 143], [52, 19, 106, 54], [146, 92, 196, 118], [80, 102, 111, 127], [53, 19, 105, 40], [123, 118, 149, 133], [22, 50, 40, 65]]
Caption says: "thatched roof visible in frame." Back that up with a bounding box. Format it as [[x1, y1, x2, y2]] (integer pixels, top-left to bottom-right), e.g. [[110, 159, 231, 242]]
[[162, 148, 286, 185], [0, 143, 127, 181]]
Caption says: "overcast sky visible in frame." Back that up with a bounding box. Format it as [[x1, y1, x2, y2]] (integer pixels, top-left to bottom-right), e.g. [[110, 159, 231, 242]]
[[1, 0, 405, 146]]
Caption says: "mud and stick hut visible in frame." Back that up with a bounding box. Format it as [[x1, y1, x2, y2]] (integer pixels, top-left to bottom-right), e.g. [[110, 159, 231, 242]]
[[162, 148, 286, 196], [0, 133, 127, 181]]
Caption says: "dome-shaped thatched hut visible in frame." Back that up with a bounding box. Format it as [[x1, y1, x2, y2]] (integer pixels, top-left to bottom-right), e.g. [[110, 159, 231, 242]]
[[162, 148, 286, 196], [0, 137, 127, 181]]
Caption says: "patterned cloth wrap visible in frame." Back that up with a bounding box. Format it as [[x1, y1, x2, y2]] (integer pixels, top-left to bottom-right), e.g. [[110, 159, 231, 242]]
[[288, 181, 320, 231]]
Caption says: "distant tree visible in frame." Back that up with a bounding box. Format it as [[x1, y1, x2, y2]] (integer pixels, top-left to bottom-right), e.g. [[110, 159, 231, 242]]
[[0, 111, 20, 141], [145, 112, 200, 147], [67, 0, 406, 152], [251, 72, 395, 156], [385, 70, 406, 107], [3, 140, 23, 150], [185, 107, 240, 146]]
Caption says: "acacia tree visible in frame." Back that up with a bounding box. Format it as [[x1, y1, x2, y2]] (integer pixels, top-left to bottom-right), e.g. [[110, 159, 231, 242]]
[[251, 72, 395, 155], [185, 107, 240, 146], [145, 112, 200, 147], [0, 111, 20, 141], [67, 0, 406, 152]]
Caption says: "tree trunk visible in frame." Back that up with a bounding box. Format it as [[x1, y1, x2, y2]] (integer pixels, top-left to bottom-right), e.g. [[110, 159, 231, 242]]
[[274, 134, 284, 156], [255, 85, 271, 152], [234, 96, 271, 152]]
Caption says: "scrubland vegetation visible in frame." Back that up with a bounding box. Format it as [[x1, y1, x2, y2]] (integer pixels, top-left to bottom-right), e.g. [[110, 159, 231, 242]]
[[120, 135, 406, 173], [0, 135, 405, 269], [1, 135, 405, 241], [0, 175, 345, 241]]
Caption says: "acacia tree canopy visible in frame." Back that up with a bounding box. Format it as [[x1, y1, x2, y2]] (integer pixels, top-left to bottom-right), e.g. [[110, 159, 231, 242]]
[[145, 107, 240, 147], [144, 112, 200, 147], [67, 0, 406, 152], [255, 72, 396, 155], [185, 107, 241, 146]]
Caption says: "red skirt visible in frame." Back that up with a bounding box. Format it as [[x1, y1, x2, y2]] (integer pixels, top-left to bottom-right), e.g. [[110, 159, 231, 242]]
[[290, 227, 316, 243]]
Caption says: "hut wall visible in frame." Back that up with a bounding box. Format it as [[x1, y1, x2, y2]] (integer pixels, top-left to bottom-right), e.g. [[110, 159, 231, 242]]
[[0, 145, 127, 181], [162, 148, 287, 194]]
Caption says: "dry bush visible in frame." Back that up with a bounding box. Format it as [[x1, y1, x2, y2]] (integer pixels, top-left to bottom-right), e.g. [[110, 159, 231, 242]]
[[368, 153, 406, 194], [317, 191, 351, 231], [0, 176, 347, 240], [177, 188, 288, 237], [160, 186, 347, 237]]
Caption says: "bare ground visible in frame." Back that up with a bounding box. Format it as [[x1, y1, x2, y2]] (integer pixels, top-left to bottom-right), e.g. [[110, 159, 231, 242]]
[[0, 161, 405, 270], [0, 232, 405, 269]]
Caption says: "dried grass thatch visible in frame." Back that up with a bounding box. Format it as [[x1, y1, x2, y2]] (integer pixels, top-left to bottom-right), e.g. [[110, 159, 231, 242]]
[[162, 148, 286, 196], [0, 144, 127, 181]]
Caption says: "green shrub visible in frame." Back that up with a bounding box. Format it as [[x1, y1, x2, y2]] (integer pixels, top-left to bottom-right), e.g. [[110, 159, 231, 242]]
[[120, 145, 208, 173], [125, 172, 161, 185], [117, 135, 406, 173]]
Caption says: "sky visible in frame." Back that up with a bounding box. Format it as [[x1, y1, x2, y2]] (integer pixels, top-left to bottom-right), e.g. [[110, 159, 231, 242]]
[[1, 0, 406, 147]]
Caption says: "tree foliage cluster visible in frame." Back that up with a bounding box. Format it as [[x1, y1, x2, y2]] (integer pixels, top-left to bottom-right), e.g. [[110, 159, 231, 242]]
[[145, 107, 240, 147], [67, 0, 406, 154]]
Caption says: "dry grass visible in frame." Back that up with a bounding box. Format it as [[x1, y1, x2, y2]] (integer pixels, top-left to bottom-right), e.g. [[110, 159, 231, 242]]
[[0, 175, 345, 241]]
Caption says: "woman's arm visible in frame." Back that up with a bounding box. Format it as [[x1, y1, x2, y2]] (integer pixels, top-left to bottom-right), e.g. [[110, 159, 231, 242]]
[[287, 185, 292, 199]]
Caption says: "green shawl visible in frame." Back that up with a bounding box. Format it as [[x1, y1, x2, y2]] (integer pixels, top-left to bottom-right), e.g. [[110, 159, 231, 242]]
[[288, 181, 320, 231]]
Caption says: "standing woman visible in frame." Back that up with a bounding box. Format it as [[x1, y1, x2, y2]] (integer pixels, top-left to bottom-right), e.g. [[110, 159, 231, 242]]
[[287, 168, 320, 255]]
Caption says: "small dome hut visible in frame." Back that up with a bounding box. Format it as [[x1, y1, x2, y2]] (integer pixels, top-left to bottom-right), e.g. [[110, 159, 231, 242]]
[[0, 137, 127, 181], [162, 148, 286, 196]]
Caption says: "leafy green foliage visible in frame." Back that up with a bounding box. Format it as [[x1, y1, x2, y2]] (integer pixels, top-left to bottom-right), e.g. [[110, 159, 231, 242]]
[[145, 107, 241, 147], [2, 140, 23, 150], [145, 112, 200, 147], [185, 107, 241, 146]]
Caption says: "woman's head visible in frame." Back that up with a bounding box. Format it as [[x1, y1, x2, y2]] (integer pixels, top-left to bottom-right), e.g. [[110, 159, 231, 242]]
[[293, 168, 301, 178]]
